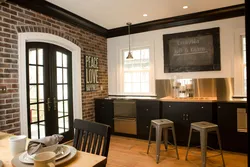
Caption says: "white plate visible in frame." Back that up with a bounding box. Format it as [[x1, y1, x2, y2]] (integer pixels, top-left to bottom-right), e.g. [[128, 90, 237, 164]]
[[19, 145, 71, 164], [27, 144, 58, 159]]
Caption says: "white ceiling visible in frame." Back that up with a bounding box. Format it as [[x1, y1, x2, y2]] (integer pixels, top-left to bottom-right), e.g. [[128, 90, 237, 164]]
[[46, 0, 244, 29]]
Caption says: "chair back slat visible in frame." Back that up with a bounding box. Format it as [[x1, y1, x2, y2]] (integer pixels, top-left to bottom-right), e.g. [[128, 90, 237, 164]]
[[73, 129, 79, 148], [96, 135, 103, 155], [103, 127, 111, 156], [82, 131, 89, 152], [91, 134, 98, 154], [87, 132, 93, 153], [73, 119, 111, 157]]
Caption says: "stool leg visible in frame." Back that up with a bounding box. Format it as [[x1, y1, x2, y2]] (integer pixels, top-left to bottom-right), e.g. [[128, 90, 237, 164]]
[[185, 127, 193, 160], [163, 128, 168, 150], [147, 124, 152, 154], [171, 125, 179, 160], [216, 128, 225, 167], [156, 126, 162, 164], [200, 130, 208, 167]]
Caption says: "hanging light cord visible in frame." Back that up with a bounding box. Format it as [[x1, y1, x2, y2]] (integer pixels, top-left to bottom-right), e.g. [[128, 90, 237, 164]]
[[127, 23, 131, 52]]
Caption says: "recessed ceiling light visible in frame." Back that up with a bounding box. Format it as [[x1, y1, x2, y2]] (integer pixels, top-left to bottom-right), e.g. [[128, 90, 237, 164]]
[[183, 6, 188, 9], [143, 14, 148, 17]]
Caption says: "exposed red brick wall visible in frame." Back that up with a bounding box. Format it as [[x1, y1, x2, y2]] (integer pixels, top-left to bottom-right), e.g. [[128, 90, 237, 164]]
[[0, 2, 108, 135]]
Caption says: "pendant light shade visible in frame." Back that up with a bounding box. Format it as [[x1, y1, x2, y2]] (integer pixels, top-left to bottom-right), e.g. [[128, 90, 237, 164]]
[[126, 22, 133, 59]]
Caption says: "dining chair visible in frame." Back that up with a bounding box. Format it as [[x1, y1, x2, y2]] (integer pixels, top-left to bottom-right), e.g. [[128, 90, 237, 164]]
[[73, 119, 111, 157]]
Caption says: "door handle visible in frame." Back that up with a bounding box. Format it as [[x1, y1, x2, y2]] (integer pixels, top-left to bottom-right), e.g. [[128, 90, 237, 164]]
[[47, 98, 51, 111], [53, 97, 57, 111]]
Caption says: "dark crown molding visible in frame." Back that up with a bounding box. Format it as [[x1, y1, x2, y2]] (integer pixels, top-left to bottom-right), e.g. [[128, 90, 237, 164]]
[[108, 4, 245, 38], [7, 0, 108, 37], [6, 1, 245, 38]]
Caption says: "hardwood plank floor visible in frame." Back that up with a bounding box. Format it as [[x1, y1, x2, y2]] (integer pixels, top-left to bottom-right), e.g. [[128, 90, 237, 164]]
[[107, 135, 247, 167]]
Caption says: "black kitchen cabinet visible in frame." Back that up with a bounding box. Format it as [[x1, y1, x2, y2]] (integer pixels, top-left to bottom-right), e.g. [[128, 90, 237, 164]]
[[217, 102, 247, 153], [95, 99, 114, 133], [136, 100, 160, 140], [162, 102, 217, 146]]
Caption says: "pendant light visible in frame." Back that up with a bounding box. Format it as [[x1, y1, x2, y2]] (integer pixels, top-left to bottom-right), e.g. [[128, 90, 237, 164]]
[[126, 22, 133, 59]]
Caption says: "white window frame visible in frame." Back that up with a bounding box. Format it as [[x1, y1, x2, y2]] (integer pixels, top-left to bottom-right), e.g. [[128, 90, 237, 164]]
[[234, 29, 246, 96], [120, 46, 155, 96], [241, 35, 246, 95]]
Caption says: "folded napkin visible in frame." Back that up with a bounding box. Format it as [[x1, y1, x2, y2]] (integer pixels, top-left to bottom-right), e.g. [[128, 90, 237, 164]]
[[27, 134, 64, 155]]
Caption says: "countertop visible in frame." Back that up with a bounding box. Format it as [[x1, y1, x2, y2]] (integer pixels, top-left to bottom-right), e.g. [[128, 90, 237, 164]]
[[217, 98, 247, 103], [96, 96, 247, 103], [102, 96, 158, 100], [160, 96, 217, 102]]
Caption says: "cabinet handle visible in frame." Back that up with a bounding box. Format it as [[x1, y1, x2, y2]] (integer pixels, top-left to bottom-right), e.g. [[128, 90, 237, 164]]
[[201, 106, 204, 109], [182, 113, 186, 120], [218, 106, 221, 109], [146, 108, 149, 111], [146, 126, 149, 128], [186, 114, 189, 120], [169, 105, 171, 108]]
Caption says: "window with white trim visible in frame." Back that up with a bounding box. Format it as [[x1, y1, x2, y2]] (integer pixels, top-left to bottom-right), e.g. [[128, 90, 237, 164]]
[[242, 35, 247, 95], [122, 48, 151, 95]]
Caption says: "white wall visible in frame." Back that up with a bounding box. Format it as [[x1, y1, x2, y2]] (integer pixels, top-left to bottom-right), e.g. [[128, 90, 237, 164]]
[[108, 17, 245, 95]]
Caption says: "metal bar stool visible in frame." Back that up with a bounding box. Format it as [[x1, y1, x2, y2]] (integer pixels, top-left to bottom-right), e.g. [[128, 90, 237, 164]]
[[147, 119, 179, 163], [185, 121, 225, 167]]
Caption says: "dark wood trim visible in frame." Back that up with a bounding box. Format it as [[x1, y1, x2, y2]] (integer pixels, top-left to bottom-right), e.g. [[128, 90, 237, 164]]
[[7, 0, 108, 37], [108, 4, 245, 38], [7, 1, 245, 38]]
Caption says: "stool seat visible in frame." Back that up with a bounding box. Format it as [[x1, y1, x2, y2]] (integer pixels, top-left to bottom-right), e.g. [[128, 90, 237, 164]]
[[191, 121, 218, 131], [151, 119, 173, 126], [147, 119, 179, 163]]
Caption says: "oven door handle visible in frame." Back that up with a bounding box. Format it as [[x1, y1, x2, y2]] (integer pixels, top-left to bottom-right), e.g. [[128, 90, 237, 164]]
[[113, 117, 136, 121]]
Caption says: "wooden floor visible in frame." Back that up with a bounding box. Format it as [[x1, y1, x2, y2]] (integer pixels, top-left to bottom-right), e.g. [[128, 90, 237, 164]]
[[106, 135, 247, 167]]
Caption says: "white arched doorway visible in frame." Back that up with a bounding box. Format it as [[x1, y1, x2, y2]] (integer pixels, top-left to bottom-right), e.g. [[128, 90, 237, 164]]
[[18, 32, 82, 136]]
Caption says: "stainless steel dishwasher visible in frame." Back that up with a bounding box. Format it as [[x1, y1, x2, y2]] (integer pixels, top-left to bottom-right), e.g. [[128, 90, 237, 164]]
[[113, 100, 137, 135]]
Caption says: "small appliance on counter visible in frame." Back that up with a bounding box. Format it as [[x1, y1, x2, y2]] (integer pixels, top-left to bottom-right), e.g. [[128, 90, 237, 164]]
[[171, 78, 194, 98], [171, 80, 181, 98], [185, 84, 194, 97]]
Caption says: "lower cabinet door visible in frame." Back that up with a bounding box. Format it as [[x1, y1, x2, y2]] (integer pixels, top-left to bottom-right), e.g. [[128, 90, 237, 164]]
[[162, 102, 190, 146], [137, 118, 156, 140], [136, 100, 160, 140]]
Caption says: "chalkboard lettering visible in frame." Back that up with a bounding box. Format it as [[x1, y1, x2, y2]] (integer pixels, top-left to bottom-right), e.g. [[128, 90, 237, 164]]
[[163, 28, 221, 72], [85, 55, 99, 91]]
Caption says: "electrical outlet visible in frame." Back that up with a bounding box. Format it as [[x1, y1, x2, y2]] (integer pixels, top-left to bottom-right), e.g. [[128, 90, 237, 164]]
[[0, 86, 7, 93]]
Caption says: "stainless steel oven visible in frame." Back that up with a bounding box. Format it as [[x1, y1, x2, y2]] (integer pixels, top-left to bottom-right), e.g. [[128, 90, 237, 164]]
[[113, 100, 137, 135]]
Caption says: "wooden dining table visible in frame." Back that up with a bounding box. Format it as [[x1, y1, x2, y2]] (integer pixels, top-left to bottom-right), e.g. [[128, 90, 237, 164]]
[[0, 132, 107, 167]]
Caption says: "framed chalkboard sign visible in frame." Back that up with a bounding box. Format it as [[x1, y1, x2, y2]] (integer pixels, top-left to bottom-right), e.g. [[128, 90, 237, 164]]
[[163, 27, 221, 73]]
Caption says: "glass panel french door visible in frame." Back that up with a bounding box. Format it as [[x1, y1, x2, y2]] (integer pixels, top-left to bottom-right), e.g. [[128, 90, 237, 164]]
[[26, 42, 73, 142]]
